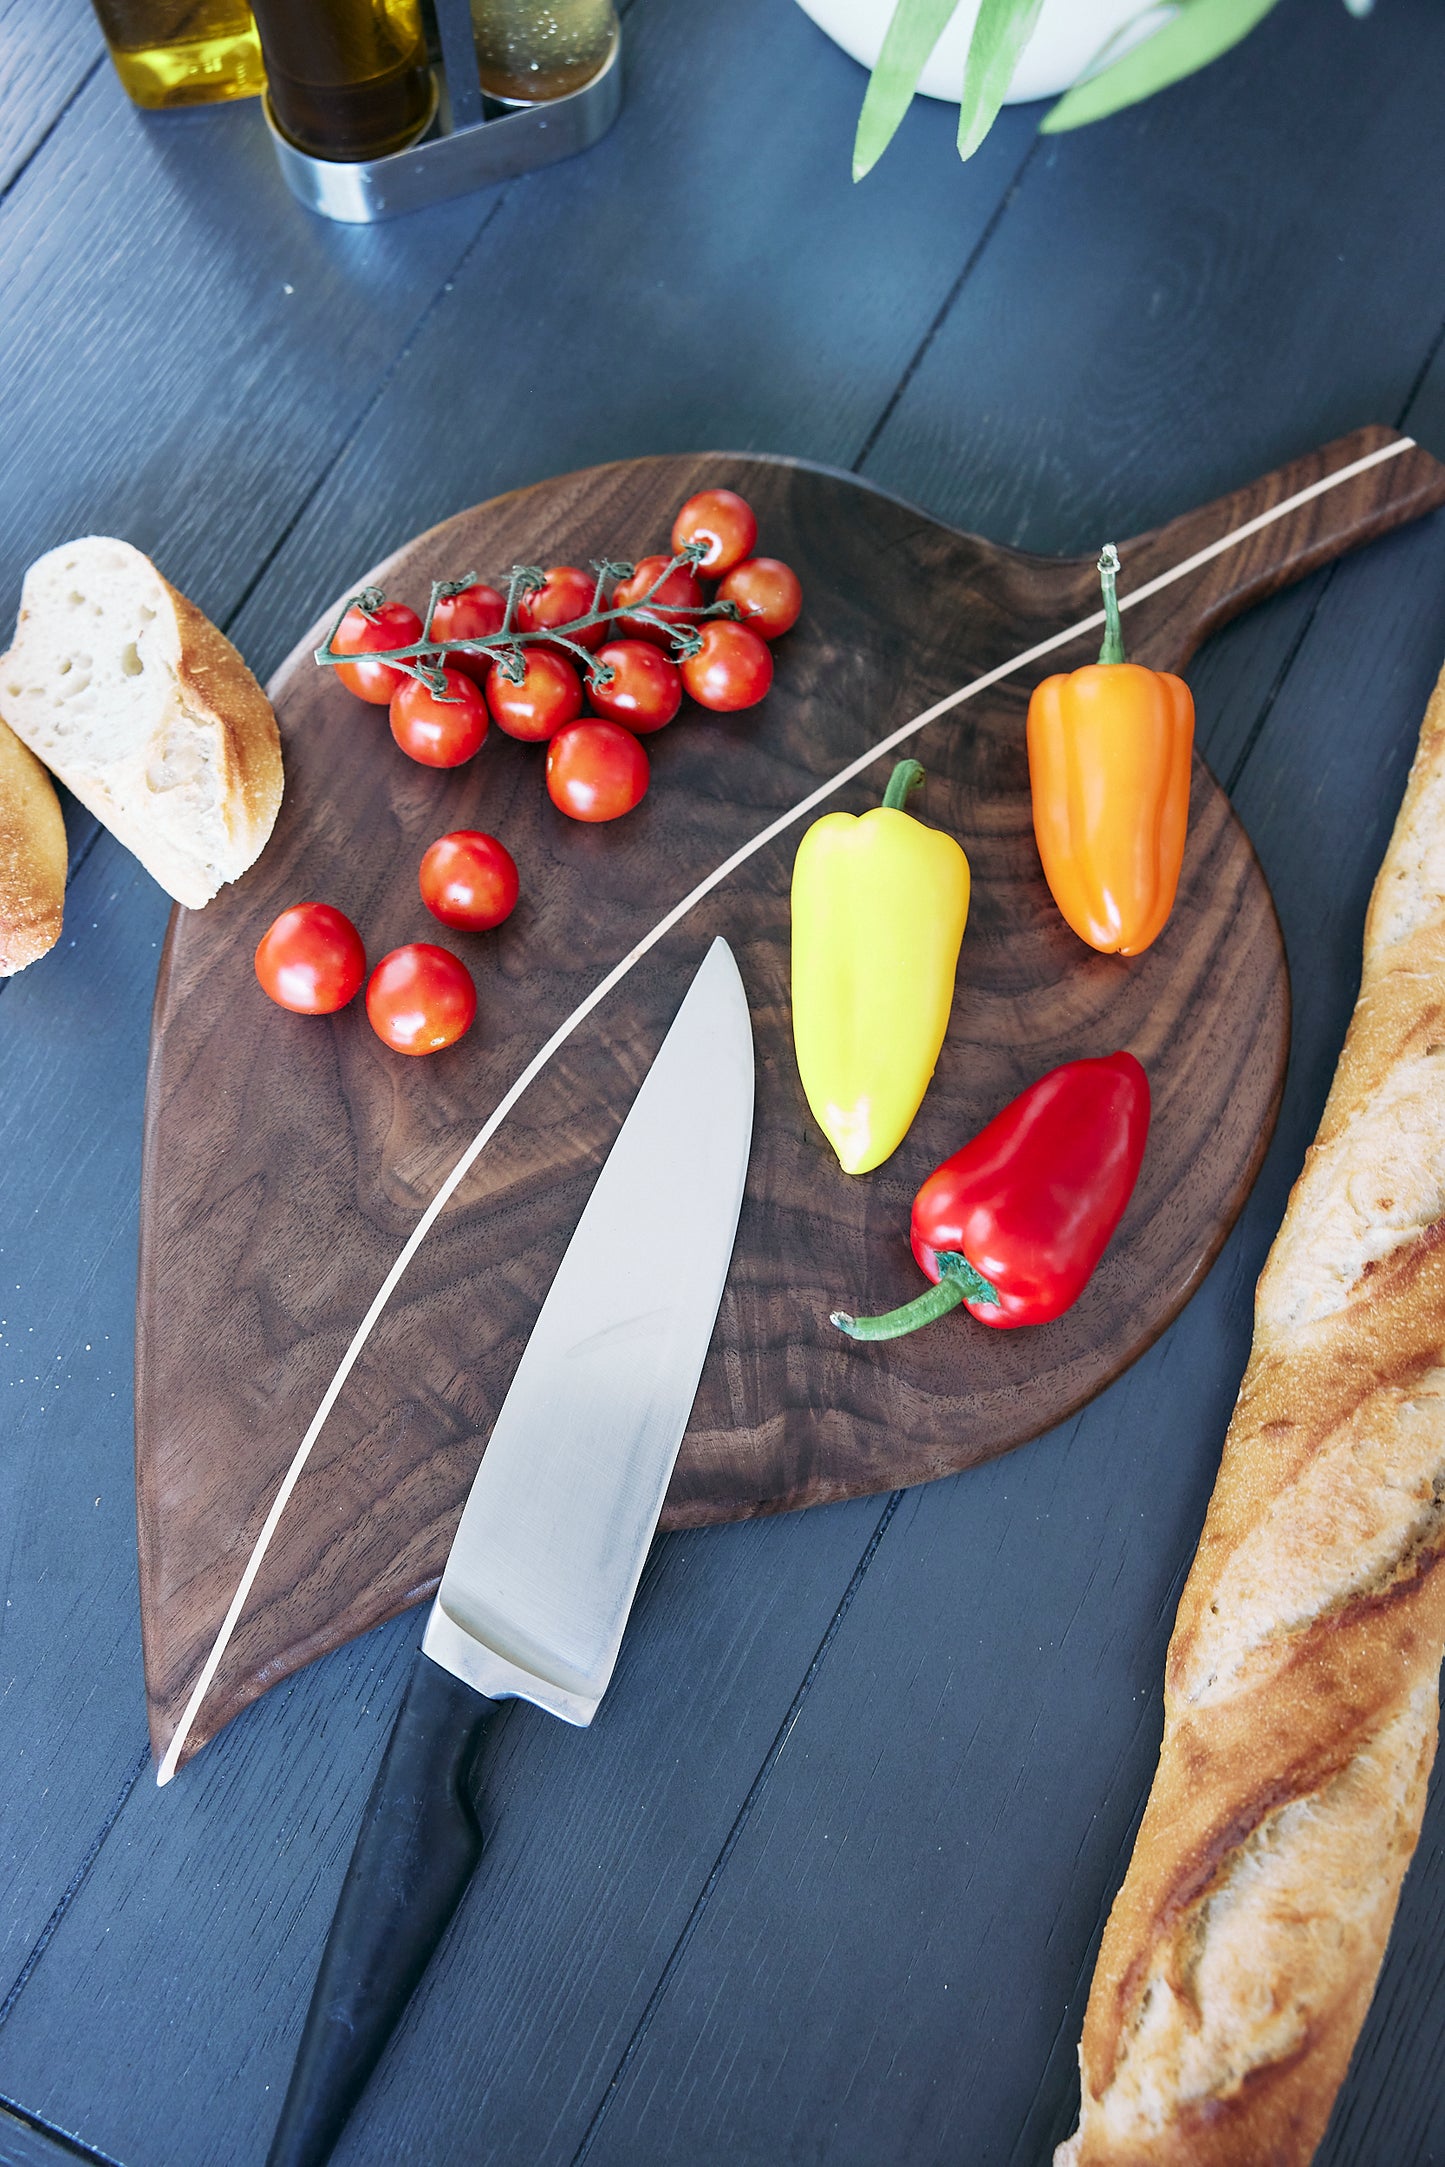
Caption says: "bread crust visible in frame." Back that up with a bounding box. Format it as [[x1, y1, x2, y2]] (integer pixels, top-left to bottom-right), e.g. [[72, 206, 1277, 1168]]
[[0, 539, 282, 910], [1057, 664, 1445, 2166], [0, 711, 65, 973]]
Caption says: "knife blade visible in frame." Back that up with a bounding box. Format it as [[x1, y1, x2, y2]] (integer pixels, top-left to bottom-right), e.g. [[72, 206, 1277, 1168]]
[[266, 936, 754, 2167]]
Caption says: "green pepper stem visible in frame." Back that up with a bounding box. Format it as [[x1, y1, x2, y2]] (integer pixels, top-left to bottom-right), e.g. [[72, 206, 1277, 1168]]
[[831, 1251, 1000, 1341], [1097, 544, 1125, 666], [882, 758, 925, 811]]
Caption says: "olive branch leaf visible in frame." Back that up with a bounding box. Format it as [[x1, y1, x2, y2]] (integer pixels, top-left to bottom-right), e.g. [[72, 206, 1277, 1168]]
[[1041, 0, 1283, 134], [853, 0, 1369, 176]]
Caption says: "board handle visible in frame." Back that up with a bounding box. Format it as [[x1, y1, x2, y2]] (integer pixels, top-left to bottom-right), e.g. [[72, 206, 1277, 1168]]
[[1118, 425, 1445, 674]]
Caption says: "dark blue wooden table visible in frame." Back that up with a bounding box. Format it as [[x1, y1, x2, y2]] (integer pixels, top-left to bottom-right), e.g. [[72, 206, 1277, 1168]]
[[4, 3, 1445, 2160]]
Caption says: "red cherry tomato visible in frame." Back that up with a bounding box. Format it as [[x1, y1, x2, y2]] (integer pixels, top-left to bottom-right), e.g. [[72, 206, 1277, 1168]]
[[485, 649, 584, 741], [546, 720, 649, 823], [517, 565, 605, 653], [389, 667, 490, 768], [254, 902, 366, 1015], [611, 556, 704, 647], [331, 600, 425, 705], [419, 831, 519, 932], [680, 621, 774, 711], [671, 490, 758, 578], [716, 557, 803, 640], [428, 583, 506, 682], [586, 641, 682, 734], [366, 943, 476, 1055]]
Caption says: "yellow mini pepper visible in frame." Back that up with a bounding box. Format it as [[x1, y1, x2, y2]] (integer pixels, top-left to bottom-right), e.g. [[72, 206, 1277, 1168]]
[[792, 759, 970, 1176], [1027, 545, 1194, 957]]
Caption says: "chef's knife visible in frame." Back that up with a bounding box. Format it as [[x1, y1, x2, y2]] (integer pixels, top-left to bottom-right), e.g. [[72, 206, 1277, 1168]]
[[265, 936, 754, 2167]]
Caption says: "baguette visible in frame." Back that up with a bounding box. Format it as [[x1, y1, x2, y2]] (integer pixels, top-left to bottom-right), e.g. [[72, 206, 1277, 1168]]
[[0, 711, 65, 973], [0, 538, 282, 910], [1056, 661, 1445, 2166]]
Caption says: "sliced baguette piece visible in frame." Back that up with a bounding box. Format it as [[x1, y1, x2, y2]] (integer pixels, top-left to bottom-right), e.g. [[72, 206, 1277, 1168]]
[[0, 538, 283, 910], [0, 711, 65, 973]]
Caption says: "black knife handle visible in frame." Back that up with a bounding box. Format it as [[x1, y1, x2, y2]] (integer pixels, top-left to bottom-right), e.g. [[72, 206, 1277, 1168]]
[[265, 1653, 500, 2167]]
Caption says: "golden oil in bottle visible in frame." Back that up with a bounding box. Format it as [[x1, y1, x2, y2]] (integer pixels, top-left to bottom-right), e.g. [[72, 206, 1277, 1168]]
[[90, 0, 264, 109], [250, 0, 435, 162], [471, 0, 616, 104]]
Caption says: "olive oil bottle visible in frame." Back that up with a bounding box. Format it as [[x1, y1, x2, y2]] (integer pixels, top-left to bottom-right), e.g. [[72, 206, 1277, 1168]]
[[471, 0, 616, 104], [249, 0, 435, 161], [91, 0, 264, 109]]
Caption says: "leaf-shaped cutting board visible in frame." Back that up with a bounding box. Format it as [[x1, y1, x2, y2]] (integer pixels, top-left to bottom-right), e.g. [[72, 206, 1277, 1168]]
[[137, 427, 1445, 1769]]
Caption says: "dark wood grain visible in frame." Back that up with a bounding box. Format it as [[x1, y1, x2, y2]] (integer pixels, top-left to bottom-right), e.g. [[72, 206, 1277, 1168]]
[[0, 0, 101, 199], [133, 429, 1443, 1773], [6, 1, 1445, 2163]]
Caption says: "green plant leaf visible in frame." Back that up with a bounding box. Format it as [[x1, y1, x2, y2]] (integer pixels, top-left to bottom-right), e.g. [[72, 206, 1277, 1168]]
[[1040, 0, 1281, 134], [957, 0, 1045, 160], [853, 0, 965, 180]]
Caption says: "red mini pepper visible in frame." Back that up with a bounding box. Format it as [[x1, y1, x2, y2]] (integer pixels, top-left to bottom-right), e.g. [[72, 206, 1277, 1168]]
[[831, 1052, 1150, 1338]]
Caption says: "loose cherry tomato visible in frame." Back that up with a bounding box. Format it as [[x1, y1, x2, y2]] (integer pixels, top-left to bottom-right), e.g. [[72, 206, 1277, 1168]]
[[390, 667, 490, 767], [366, 943, 476, 1055], [485, 649, 584, 741], [611, 556, 704, 647], [517, 565, 606, 653], [419, 831, 519, 932], [681, 621, 774, 711], [546, 720, 649, 823], [586, 641, 682, 734], [716, 557, 803, 640], [255, 902, 366, 1015], [331, 600, 425, 705], [671, 490, 758, 578], [428, 583, 506, 682]]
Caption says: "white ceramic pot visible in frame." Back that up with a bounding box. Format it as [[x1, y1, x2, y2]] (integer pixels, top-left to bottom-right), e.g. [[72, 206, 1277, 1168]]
[[795, 0, 1176, 104]]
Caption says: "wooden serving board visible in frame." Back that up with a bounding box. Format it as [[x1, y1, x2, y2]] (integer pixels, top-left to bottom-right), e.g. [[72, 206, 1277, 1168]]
[[136, 426, 1445, 1770]]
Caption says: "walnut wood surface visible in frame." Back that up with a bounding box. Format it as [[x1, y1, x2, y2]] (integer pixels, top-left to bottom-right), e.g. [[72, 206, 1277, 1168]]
[[134, 426, 1445, 1768]]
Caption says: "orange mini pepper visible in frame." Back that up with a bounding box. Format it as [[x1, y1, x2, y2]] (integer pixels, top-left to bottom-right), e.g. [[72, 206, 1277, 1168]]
[[1027, 545, 1194, 957]]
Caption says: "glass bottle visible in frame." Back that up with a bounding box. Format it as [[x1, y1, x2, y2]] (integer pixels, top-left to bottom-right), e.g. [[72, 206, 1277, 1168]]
[[90, 0, 264, 110], [471, 0, 617, 105], [249, 0, 435, 162]]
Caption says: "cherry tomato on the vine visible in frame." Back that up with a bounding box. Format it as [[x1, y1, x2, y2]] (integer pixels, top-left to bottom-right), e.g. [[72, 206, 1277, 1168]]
[[681, 621, 773, 711], [611, 556, 703, 647], [716, 557, 802, 640], [366, 943, 476, 1055], [517, 565, 606, 652], [546, 720, 649, 823], [255, 902, 366, 1015], [586, 640, 682, 734], [671, 490, 758, 578], [419, 831, 519, 932], [428, 583, 506, 681], [485, 648, 584, 741], [389, 667, 490, 768], [331, 600, 425, 705]]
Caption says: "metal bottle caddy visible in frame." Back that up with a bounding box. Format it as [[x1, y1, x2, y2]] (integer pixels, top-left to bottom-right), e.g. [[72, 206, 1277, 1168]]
[[264, 0, 622, 224]]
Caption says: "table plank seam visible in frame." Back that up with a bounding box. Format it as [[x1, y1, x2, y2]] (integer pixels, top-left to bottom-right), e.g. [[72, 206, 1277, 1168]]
[[850, 136, 1041, 478], [0, 2094, 122, 2167], [0, 1745, 149, 2029], [1219, 564, 1340, 795], [1399, 305, 1445, 440], [210, 203, 513, 652], [0, 54, 104, 221], [566, 1488, 907, 2165]]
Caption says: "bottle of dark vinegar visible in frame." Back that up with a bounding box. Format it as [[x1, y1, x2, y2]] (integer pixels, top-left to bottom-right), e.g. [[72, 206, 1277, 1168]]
[[249, 0, 435, 161]]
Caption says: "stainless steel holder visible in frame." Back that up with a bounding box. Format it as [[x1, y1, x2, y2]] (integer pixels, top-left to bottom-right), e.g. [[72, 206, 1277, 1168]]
[[264, 0, 622, 224]]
